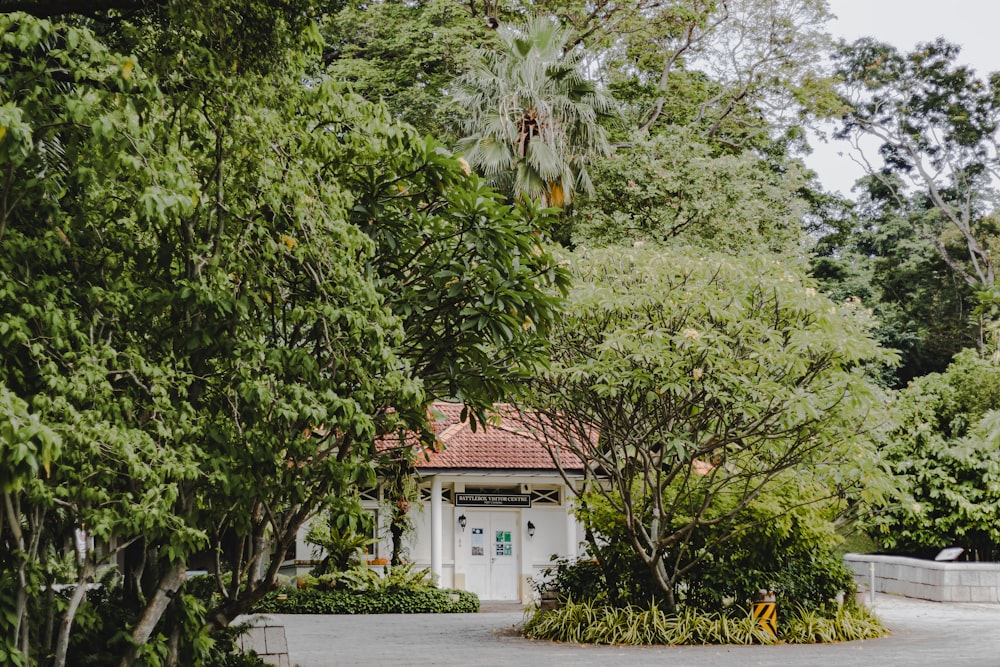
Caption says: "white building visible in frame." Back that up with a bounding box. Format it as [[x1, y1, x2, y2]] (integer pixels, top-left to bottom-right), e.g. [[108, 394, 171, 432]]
[[288, 403, 588, 603]]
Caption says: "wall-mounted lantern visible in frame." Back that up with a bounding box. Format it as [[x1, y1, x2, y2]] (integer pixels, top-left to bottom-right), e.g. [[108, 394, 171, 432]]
[[526, 521, 536, 538], [458, 514, 467, 532]]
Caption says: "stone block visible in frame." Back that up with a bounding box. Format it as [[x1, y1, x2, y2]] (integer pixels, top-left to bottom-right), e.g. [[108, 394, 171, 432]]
[[979, 571, 1000, 587], [264, 626, 288, 654], [958, 571, 980, 586], [950, 585, 972, 602], [921, 584, 943, 602], [247, 627, 268, 655], [969, 587, 996, 603]]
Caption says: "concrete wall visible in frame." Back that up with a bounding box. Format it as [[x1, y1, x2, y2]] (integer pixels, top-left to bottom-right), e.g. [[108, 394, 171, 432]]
[[845, 553, 1000, 603]]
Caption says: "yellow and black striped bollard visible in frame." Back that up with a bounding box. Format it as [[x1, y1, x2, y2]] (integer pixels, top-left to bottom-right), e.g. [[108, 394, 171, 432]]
[[752, 590, 777, 637]]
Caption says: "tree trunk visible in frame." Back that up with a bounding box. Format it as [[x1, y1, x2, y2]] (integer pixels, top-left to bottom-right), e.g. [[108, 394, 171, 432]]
[[3, 491, 30, 660], [250, 529, 268, 585], [390, 501, 409, 566], [203, 531, 290, 633], [42, 580, 57, 659], [653, 559, 677, 614], [390, 519, 404, 566], [53, 562, 92, 667], [166, 624, 181, 667], [121, 538, 147, 614], [117, 561, 187, 667]]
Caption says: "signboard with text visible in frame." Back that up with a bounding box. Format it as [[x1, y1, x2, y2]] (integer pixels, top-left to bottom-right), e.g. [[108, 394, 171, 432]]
[[455, 493, 531, 508]]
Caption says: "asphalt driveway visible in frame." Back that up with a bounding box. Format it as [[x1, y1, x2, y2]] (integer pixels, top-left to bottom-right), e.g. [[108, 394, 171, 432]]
[[266, 593, 1000, 667]]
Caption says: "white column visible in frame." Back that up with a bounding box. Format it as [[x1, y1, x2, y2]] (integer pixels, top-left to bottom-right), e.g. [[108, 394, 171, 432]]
[[565, 493, 578, 558], [431, 475, 442, 584]]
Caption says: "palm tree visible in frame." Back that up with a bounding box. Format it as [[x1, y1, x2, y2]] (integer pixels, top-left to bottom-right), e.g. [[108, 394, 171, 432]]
[[452, 16, 613, 207]]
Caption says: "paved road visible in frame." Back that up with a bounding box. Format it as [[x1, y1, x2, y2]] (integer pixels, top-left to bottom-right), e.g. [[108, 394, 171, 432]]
[[266, 594, 1000, 667]]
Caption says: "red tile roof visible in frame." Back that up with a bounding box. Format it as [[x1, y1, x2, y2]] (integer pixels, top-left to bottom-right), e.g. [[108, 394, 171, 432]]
[[409, 402, 585, 472]]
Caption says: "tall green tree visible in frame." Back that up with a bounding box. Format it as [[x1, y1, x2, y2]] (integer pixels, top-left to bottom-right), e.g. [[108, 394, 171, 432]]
[[0, 13, 411, 664], [0, 8, 568, 665], [836, 38, 1000, 292], [5, 0, 321, 76], [453, 15, 614, 206], [521, 246, 894, 612], [337, 121, 570, 424]]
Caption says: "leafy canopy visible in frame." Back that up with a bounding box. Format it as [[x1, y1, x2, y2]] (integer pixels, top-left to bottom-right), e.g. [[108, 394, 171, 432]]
[[522, 245, 895, 612], [836, 37, 1000, 289], [0, 9, 568, 664], [872, 350, 1000, 560], [572, 128, 808, 253]]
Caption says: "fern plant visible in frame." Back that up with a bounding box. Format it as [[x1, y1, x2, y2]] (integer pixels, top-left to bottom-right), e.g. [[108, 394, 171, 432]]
[[338, 563, 436, 594]]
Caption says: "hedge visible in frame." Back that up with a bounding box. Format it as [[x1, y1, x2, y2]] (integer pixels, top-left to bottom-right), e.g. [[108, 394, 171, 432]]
[[251, 588, 480, 614]]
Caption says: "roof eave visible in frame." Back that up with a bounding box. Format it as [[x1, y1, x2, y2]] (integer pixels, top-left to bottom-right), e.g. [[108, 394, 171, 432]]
[[417, 468, 586, 478]]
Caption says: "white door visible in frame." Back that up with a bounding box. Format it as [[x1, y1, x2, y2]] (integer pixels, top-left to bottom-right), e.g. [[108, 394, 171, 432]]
[[465, 512, 519, 600], [489, 512, 519, 600]]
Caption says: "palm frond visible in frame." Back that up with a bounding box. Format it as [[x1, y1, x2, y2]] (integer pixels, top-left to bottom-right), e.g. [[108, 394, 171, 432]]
[[450, 13, 615, 205]]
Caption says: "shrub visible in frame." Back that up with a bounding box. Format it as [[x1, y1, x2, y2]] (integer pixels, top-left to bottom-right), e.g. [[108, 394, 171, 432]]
[[682, 543, 857, 613], [305, 509, 376, 575], [257, 561, 478, 614], [781, 603, 886, 644], [336, 563, 436, 593], [533, 556, 606, 602], [523, 598, 886, 645], [571, 479, 861, 613], [523, 600, 774, 645], [252, 587, 479, 614]]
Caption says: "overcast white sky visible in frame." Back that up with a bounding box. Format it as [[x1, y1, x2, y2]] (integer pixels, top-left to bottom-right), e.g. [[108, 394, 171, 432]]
[[804, 0, 1000, 196]]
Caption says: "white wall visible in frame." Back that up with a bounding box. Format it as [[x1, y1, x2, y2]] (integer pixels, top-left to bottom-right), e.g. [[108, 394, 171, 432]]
[[281, 474, 586, 601], [410, 475, 584, 601]]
